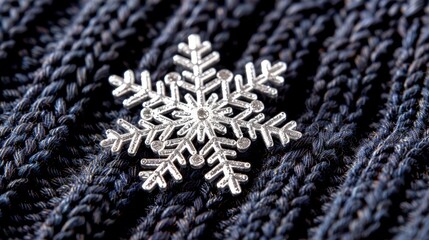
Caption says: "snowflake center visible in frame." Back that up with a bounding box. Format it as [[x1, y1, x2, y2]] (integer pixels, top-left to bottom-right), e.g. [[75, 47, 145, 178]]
[[196, 108, 210, 120]]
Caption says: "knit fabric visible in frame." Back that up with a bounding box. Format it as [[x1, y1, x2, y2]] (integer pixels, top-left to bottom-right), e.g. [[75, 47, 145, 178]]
[[0, 0, 429, 239]]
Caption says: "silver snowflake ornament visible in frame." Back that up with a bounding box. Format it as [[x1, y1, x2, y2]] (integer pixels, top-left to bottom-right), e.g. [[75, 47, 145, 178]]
[[101, 34, 302, 195]]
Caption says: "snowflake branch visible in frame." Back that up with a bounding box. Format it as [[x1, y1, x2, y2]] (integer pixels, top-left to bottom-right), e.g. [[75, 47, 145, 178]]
[[100, 119, 148, 156], [215, 60, 287, 110], [173, 34, 221, 104], [103, 70, 194, 156], [108, 70, 188, 109], [139, 131, 198, 191], [200, 137, 251, 195], [213, 112, 302, 148], [108, 70, 152, 108], [243, 60, 286, 97]]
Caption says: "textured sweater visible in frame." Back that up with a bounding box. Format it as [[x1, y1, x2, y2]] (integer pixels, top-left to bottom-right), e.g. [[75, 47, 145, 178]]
[[1, 0, 429, 239]]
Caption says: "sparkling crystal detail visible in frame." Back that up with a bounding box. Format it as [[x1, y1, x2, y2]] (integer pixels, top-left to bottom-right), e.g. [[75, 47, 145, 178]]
[[100, 34, 302, 195]]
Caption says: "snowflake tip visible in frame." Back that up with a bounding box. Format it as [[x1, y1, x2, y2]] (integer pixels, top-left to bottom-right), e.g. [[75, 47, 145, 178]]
[[280, 120, 302, 145], [189, 154, 205, 169]]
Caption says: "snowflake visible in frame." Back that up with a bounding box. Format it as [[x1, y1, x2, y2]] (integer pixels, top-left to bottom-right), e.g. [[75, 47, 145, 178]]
[[101, 34, 302, 195]]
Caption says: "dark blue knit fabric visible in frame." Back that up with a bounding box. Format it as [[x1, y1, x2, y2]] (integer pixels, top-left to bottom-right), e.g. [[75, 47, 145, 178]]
[[0, 0, 429, 239]]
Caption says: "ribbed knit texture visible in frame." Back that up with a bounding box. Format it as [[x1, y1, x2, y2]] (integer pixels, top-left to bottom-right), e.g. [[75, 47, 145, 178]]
[[0, 0, 429, 239]]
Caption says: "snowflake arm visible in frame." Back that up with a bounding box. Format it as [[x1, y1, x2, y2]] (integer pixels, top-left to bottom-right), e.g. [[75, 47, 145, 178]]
[[100, 118, 147, 156], [173, 34, 221, 104], [213, 111, 302, 148], [139, 131, 198, 191], [101, 70, 190, 155], [108, 70, 153, 108], [200, 137, 251, 195], [212, 60, 302, 148]]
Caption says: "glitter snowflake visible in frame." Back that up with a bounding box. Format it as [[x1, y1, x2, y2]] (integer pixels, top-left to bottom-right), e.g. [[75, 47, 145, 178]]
[[101, 34, 302, 195]]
